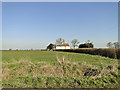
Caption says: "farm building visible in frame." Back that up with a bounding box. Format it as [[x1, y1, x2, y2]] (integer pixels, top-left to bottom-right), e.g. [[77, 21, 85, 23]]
[[55, 43, 70, 49]]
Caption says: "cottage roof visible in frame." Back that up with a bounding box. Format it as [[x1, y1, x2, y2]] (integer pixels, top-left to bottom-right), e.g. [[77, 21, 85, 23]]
[[56, 43, 69, 46]]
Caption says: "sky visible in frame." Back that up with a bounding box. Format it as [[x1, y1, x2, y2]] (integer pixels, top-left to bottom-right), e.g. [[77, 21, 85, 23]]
[[2, 2, 118, 50], [2, 0, 120, 2]]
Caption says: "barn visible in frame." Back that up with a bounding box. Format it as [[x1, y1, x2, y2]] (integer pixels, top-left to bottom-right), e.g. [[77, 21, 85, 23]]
[[55, 43, 70, 49]]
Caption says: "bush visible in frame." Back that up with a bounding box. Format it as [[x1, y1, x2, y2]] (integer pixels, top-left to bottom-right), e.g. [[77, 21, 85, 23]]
[[79, 43, 94, 48], [47, 43, 55, 50]]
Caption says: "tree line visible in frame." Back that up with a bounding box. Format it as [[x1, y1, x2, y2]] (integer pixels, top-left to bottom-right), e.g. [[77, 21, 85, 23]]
[[47, 38, 94, 50], [47, 38, 120, 50], [107, 42, 119, 48], [8, 38, 120, 50]]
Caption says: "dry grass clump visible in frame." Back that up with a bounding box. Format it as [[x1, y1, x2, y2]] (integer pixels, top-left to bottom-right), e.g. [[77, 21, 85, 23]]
[[2, 57, 81, 80], [2, 55, 118, 81], [2, 59, 35, 79]]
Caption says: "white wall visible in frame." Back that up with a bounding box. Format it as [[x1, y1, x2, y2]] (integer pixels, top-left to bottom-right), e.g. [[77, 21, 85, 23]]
[[56, 46, 70, 49], [65, 46, 70, 49]]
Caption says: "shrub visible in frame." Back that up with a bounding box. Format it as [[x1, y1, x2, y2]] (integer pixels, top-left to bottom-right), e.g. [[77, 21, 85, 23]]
[[79, 43, 94, 48]]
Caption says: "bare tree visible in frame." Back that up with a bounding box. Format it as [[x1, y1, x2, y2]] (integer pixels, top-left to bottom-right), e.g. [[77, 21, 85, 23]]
[[107, 42, 119, 59], [71, 39, 79, 48], [113, 42, 119, 59], [86, 40, 91, 43], [107, 42, 113, 48], [113, 42, 120, 48], [56, 38, 65, 44]]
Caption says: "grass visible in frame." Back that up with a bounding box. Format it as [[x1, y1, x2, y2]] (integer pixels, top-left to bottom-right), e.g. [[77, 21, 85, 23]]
[[2, 50, 120, 88]]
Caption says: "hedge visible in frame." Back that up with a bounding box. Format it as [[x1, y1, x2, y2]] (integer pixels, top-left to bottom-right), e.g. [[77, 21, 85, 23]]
[[54, 48, 120, 59]]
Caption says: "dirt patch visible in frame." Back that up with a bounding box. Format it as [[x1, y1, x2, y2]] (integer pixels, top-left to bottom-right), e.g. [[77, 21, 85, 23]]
[[84, 68, 100, 76], [107, 65, 113, 70]]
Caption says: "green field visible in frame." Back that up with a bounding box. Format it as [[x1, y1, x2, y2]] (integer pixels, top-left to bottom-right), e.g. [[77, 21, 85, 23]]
[[2, 50, 120, 88]]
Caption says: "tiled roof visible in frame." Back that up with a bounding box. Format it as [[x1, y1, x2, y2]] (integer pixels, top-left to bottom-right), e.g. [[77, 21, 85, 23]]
[[56, 43, 69, 46]]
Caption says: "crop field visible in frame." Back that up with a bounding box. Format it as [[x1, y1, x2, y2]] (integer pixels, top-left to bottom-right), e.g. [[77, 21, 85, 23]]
[[2, 50, 120, 88]]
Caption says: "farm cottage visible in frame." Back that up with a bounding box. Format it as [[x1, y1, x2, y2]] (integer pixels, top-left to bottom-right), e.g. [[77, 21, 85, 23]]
[[55, 43, 70, 49]]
